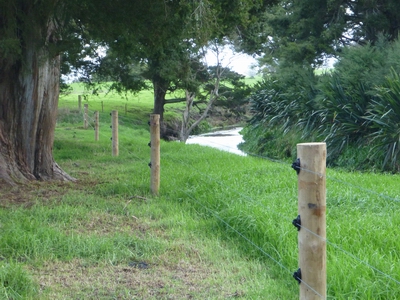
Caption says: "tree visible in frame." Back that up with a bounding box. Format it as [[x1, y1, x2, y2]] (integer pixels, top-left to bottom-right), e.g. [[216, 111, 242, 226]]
[[0, 0, 152, 185], [179, 64, 251, 142], [77, 0, 280, 135], [0, 1, 71, 184], [0, 0, 278, 185], [251, 0, 400, 68], [179, 45, 226, 142]]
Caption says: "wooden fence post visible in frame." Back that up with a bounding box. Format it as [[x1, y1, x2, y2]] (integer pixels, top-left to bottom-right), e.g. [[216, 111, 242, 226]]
[[295, 142, 327, 300], [83, 103, 88, 129], [150, 114, 160, 195], [78, 95, 82, 112], [111, 110, 119, 156], [94, 111, 99, 141]]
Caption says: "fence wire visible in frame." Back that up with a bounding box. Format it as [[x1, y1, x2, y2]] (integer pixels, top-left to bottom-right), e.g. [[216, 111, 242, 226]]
[[59, 104, 400, 298]]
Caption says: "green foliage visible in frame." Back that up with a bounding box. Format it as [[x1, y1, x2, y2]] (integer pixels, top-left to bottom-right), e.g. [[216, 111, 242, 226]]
[[243, 37, 400, 172], [239, 125, 302, 160], [315, 74, 372, 160], [254, 0, 400, 68], [333, 37, 395, 89], [59, 0, 273, 124], [248, 64, 318, 135], [366, 71, 400, 171]]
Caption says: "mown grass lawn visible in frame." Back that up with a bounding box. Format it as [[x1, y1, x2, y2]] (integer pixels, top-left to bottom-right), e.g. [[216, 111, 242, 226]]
[[0, 87, 399, 299]]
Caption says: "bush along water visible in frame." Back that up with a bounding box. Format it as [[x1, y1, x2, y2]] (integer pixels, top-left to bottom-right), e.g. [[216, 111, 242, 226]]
[[242, 37, 400, 172]]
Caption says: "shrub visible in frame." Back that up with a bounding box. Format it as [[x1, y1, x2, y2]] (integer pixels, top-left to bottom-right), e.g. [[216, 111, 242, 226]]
[[365, 71, 400, 171]]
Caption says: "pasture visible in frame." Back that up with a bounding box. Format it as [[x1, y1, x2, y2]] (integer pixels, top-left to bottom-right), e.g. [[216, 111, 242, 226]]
[[0, 86, 399, 299]]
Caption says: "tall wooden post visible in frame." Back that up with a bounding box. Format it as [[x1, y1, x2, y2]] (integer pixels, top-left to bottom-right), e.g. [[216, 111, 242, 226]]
[[78, 95, 82, 112], [94, 111, 99, 141], [296, 142, 327, 300], [111, 110, 119, 156], [83, 103, 88, 129], [150, 114, 160, 195]]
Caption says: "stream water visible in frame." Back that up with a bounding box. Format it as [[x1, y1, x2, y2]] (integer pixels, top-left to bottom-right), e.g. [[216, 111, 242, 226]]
[[186, 127, 246, 156]]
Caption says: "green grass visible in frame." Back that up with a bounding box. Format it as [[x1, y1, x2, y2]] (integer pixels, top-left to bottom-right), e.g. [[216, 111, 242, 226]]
[[59, 82, 189, 125], [0, 91, 399, 299]]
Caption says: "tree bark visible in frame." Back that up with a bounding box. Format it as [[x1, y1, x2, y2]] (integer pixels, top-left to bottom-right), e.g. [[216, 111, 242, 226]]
[[180, 90, 195, 142], [180, 66, 222, 143], [152, 76, 169, 138], [0, 7, 74, 185]]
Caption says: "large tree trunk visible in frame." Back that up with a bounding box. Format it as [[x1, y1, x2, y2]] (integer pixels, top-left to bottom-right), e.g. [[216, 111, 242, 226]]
[[152, 76, 170, 138], [0, 5, 74, 185]]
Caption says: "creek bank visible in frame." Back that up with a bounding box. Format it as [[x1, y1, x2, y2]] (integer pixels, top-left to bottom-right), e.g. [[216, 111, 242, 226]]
[[186, 127, 246, 156]]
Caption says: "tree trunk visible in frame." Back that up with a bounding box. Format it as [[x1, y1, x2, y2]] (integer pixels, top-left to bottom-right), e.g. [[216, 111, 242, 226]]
[[180, 70, 221, 143], [0, 9, 74, 185], [180, 91, 195, 142], [152, 76, 169, 138]]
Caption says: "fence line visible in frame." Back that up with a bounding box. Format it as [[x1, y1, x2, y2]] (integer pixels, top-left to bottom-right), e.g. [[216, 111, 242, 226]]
[[159, 133, 400, 294], [183, 147, 400, 287], [167, 147, 400, 285], [60, 106, 325, 297], [176, 130, 400, 205], [181, 189, 325, 300], [81, 106, 400, 212], [60, 105, 400, 297]]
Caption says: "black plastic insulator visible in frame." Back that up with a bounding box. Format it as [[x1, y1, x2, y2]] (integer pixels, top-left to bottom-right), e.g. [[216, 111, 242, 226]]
[[148, 142, 151, 147], [292, 158, 301, 174], [292, 215, 301, 231], [148, 162, 152, 168], [293, 268, 302, 284]]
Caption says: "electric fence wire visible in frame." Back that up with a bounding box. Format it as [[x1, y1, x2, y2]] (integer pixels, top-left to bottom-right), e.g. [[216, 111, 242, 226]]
[[71, 107, 400, 290], [80, 108, 151, 169], [299, 224, 400, 286], [158, 131, 330, 298], [168, 125, 400, 205], [181, 189, 325, 300], [163, 125, 400, 287], [72, 109, 325, 297], [99, 109, 400, 267]]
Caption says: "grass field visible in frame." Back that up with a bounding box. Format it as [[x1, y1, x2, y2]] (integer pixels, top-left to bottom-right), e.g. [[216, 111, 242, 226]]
[[0, 86, 399, 299]]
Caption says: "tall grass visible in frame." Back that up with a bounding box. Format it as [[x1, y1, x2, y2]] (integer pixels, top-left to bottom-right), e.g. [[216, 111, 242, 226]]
[[0, 93, 399, 298]]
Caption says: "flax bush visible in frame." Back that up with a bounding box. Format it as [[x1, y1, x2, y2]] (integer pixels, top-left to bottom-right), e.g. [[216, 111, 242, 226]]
[[366, 71, 400, 171], [243, 37, 400, 172]]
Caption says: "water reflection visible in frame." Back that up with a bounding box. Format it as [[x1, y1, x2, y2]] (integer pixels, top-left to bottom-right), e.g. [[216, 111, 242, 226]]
[[186, 127, 246, 156]]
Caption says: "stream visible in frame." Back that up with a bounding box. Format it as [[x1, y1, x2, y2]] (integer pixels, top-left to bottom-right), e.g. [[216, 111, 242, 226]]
[[186, 127, 247, 156]]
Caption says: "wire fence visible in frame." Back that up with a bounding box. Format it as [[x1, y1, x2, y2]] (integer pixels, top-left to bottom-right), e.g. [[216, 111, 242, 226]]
[[57, 103, 400, 299]]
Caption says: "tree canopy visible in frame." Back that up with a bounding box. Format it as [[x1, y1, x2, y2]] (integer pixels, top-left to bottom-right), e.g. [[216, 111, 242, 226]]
[[0, 0, 279, 184], [247, 0, 400, 67]]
